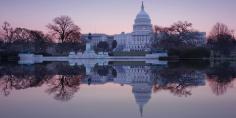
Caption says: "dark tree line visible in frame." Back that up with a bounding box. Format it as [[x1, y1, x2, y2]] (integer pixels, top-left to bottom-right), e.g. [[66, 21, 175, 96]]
[[1, 21, 52, 44], [0, 16, 85, 55], [153, 21, 201, 50], [153, 21, 210, 58], [0, 15, 119, 56], [153, 21, 235, 58], [0, 22, 53, 54]]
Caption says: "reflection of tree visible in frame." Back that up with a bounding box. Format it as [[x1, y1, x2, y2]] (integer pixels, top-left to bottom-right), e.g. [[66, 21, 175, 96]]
[[45, 75, 82, 101], [0, 75, 14, 96], [207, 63, 236, 96], [153, 83, 192, 97], [0, 75, 50, 96], [152, 68, 205, 97], [169, 84, 192, 97], [0, 63, 85, 101], [0, 74, 84, 101], [207, 75, 234, 96]]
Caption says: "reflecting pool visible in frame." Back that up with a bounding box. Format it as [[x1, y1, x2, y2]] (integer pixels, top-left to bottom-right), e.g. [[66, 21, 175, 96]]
[[0, 61, 236, 118]]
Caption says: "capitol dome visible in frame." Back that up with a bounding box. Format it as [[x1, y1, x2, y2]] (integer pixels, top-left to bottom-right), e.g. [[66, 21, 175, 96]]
[[133, 2, 153, 34]]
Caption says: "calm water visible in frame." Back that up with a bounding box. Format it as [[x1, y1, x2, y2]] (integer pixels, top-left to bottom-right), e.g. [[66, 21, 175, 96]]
[[0, 61, 236, 118]]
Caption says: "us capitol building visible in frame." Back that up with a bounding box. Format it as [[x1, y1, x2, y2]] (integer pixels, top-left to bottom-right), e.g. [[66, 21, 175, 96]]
[[83, 2, 154, 52]]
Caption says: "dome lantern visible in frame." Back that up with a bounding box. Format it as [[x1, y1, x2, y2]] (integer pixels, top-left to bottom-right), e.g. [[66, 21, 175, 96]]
[[141, 1, 144, 11]]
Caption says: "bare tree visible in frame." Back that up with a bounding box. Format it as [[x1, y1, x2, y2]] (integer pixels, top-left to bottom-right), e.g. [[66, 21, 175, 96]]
[[13, 28, 31, 43], [29, 30, 53, 53], [153, 25, 161, 36], [67, 31, 81, 43], [47, 16, 81, 43], [209, 23, 233, 39], [208, 23, 235, 55], [153, 21, 197, 49], [171, 21, 193, 35], [2, 21, 14, 43], [45, 75, 81, 102]]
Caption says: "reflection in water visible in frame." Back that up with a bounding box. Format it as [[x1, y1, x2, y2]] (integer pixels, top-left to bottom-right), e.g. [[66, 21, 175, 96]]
[[154, 67, 206, 97], [207, 63, 236, 96], [45, 75, 82, 101], [0, 61, 236, 117]]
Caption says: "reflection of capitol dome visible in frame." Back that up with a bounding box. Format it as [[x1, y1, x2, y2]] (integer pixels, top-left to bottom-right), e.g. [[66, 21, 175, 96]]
[[132, 83, 152, 117], [130, 66, 153, 117], [133, 1, 153, 34]]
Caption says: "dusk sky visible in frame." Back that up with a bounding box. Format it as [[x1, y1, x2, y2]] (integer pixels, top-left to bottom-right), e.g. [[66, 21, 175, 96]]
[[0, 0, 235, 35]]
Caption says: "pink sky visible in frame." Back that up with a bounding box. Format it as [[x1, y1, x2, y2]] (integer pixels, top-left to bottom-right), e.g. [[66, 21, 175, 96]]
[[0, 0, 235, 35]]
